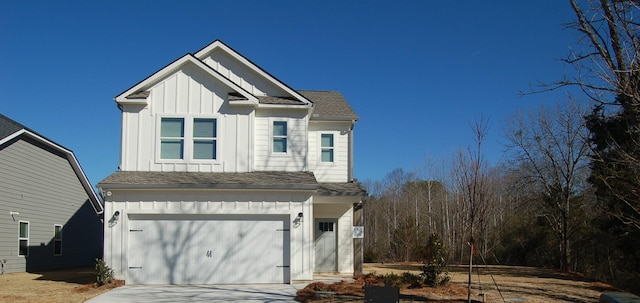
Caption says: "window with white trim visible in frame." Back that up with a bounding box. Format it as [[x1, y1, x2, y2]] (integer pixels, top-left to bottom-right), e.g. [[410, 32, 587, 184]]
[[18, 221, 29, 256], [54, 225, 62, 256], [159, 117, 217, 160], [160, 117, 184, 159], [321, 134, 334, 162], [272, 121, 288, 153], [193, 118, 217, 160]]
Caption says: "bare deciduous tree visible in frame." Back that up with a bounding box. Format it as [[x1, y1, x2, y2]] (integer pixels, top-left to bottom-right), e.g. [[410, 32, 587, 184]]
[[504, 100, 591, 270]]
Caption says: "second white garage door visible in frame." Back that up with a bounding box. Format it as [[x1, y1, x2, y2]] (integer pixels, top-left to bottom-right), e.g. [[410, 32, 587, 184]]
[[127, 214, 290, 284]]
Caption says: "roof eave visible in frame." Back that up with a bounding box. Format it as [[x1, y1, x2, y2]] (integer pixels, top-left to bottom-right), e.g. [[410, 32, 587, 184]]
[[257, 103, 313, 110], [310, 116, 359, 122], [98, 183, 319, 191]]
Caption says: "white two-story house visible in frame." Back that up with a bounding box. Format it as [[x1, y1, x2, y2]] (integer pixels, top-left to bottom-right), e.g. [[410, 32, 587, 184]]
[[98, 40, 365, 284]]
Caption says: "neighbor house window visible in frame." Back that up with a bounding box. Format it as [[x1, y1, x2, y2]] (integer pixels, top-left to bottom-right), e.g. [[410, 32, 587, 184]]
[[193, 118, 217, 160], [160, 118, 185, 159], [54, 225, 62, 256], [18, 221, 29, 256], [321, 134, 334, 162], [273, 121, 287, 153]]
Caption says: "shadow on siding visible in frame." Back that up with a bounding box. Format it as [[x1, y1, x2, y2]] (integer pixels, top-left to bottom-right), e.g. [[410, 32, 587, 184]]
[[25, 199, 103, 274]]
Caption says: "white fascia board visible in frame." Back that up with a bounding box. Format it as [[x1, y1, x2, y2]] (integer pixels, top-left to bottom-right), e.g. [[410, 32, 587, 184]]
[[114, 54, 258, 105], [1, 130, 104, 215], [194, 40, 312, 106]]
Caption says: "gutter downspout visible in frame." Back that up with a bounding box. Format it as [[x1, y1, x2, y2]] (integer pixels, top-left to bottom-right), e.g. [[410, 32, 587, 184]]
[[348, 120, 355, 181]]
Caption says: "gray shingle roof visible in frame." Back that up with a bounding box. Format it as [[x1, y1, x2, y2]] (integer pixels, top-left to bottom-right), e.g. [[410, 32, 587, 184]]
[[125, 91, 150, 99], [256, 95, 306, 105], [98, 171, 319, 190], [0, 114, 27, 140], [318, 182, 367, 196], [122, 90, 358, 121], [300, 91, 359, 121], [99, 171, 367, 197]]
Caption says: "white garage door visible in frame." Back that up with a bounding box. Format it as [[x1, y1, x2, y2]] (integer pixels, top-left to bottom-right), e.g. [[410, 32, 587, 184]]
[[127, 214, 290, 284]]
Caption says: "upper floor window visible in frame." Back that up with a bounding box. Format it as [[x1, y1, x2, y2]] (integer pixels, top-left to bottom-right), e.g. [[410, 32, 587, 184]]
[[193, 118, 217, 160], [321, 134, 334, 162], [273, 121, 287, 153], [160, 118, 184, 159], [160, 117, 217, 160], [18, 221, 29, 256]]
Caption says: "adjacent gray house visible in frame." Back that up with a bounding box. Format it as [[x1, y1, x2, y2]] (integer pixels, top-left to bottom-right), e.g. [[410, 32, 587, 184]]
[[0, 114, 104, 273]]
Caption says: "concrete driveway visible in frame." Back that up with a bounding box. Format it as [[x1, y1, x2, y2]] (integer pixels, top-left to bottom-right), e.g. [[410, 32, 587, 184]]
[[85, 284, 306, 303]]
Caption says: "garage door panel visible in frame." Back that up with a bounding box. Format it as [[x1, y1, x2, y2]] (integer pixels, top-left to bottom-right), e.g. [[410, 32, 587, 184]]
[[127, 215, 289, 284]]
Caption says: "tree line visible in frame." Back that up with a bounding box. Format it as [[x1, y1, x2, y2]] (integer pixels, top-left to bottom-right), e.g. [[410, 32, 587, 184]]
[[361, 0, 640, 292]]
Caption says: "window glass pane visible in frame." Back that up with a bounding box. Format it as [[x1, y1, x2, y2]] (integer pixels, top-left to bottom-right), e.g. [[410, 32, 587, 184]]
[[19, 222, 28, 237], [54, 226, 62, 240], [194, 118, 216, 138], [19, 240, 28, 256], [273, 121, 287, 136], [161, 118, 184, 137], [322, 149, 334, 162], [161, 140, 184, 159], [54, 241, 62, 255], [273, 138, 287, 153], [321, 134, 333, 147], [194, 140, 216, 159]]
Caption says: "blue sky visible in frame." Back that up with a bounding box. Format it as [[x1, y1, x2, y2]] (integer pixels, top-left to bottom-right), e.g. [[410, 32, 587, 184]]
[[0, 1, 579, 185]]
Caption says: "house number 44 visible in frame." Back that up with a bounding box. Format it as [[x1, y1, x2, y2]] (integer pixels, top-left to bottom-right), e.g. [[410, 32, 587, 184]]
[[205, 250, 212, 258]]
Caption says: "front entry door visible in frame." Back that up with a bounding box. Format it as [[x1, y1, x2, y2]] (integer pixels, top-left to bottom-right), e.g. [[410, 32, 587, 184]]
[[314, 219, 337, 272]]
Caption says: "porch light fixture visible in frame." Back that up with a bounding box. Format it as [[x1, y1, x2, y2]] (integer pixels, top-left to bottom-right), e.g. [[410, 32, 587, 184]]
[[297, 212, 303, 222], [109, 211, 121, 227], [9, 211, 19, 221]]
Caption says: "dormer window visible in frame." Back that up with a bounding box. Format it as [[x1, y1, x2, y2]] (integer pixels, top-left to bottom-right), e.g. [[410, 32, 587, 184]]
[[159, 117, 217, 161], [273, 121, 288, 153]]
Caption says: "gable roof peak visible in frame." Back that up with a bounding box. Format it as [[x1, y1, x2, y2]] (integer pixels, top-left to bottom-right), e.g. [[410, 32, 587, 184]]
[[114, 53, 259, 106], [194, 40, 312, 107], [0, 113, 104, 216]]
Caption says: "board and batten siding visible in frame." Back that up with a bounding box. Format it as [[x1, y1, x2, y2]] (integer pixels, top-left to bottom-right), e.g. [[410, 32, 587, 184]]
[[200, 49, 289, 97], [0, 139, 102, 273], [308, 122, 351, 183], [120, 62, 253, 173], [103, 190, 314, 281]]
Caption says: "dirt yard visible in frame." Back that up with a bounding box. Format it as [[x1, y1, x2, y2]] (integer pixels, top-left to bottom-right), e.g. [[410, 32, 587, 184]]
[[0, 268, 121, 303], [0, 264, 621, 303], [362, 263, 619, 302]]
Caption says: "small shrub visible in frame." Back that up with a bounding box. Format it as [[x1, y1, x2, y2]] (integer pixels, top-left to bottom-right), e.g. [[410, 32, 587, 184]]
[[401, 272, 424, 288], [382, 273, 403, 288], [95, 258, 114, 286], [421, 233, 450, 287]]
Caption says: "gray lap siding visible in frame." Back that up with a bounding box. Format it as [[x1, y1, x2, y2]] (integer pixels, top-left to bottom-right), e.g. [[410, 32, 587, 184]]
[[0, 139, 102, 273]]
